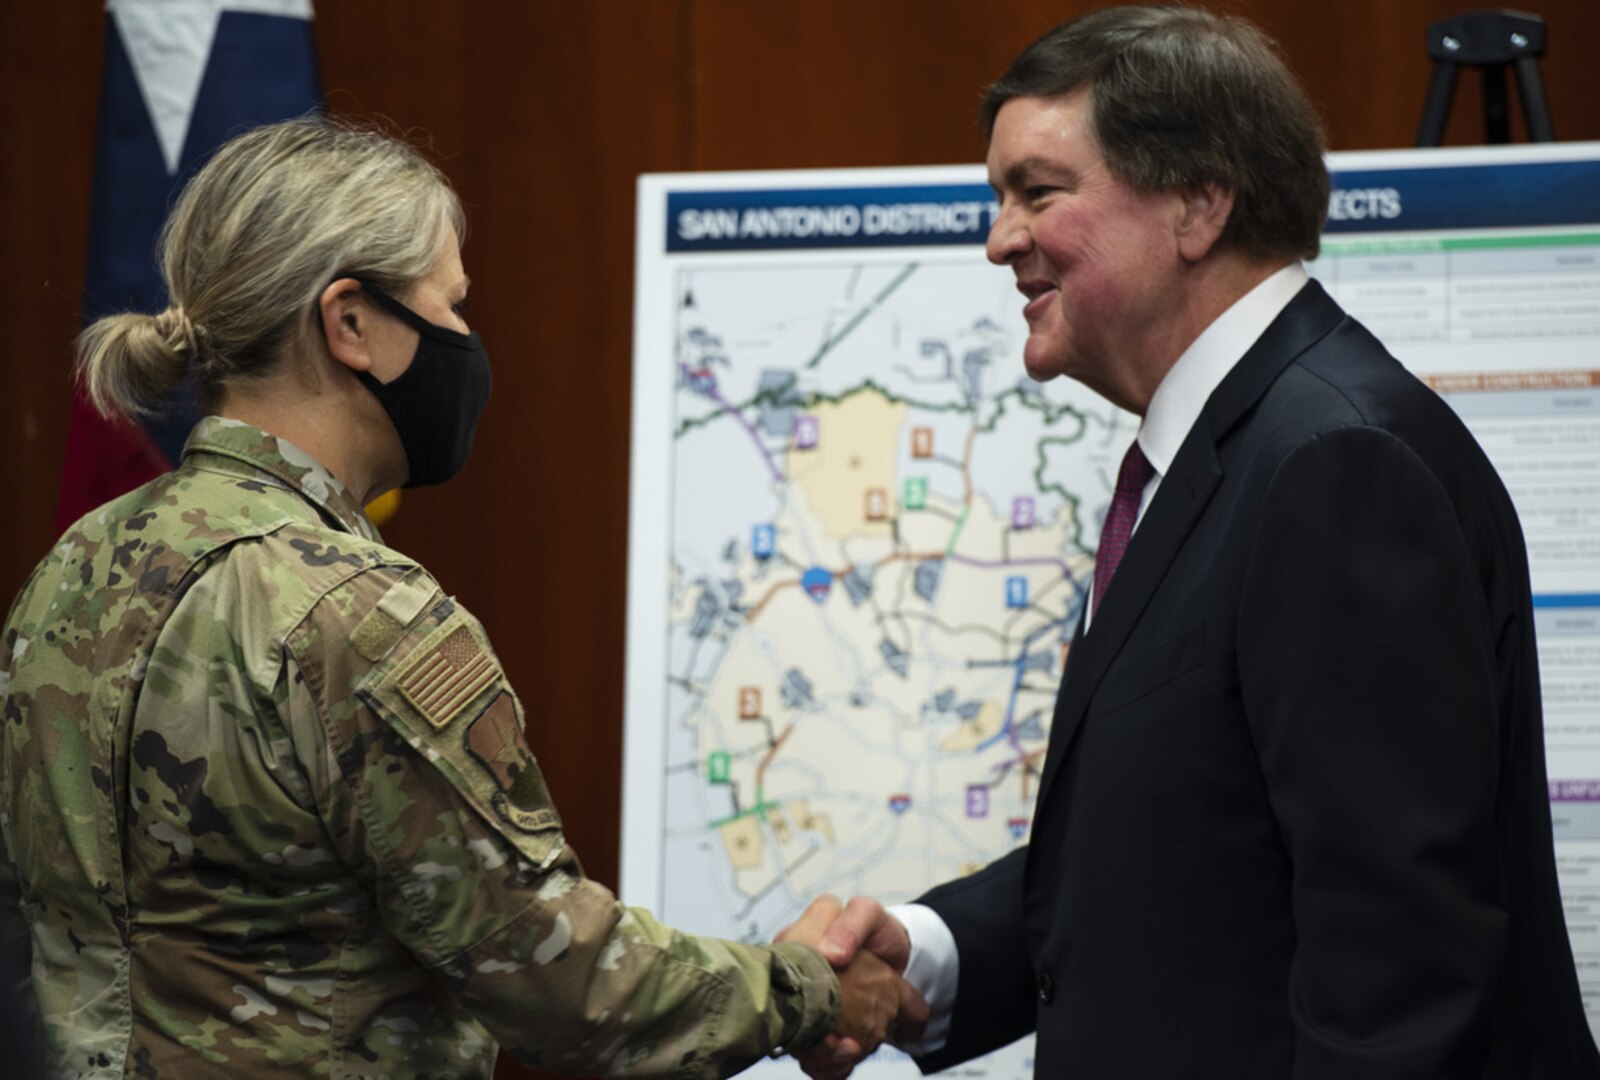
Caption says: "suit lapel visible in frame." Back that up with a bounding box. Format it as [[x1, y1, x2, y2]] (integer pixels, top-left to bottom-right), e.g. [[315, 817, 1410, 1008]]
[[1035, 424, 1222, 799], [1032, 280, 1347, 806]]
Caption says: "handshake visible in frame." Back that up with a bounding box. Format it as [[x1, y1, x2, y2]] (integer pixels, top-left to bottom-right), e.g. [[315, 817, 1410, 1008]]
[[775, 896, 929, 1080]]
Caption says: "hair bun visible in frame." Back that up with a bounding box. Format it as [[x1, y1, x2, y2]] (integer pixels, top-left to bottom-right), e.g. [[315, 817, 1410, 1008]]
[[153, 306, 203, 355]]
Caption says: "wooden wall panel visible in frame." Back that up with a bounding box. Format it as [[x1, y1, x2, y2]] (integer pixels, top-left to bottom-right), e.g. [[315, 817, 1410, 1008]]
[[0, 3, 103, 604], [1233, 0, 1600, 150], [1, 5, 1597, 1079], [689, 0, 1065, 169], [688, 0, 1600, 171], [314, 0, 694, 930]]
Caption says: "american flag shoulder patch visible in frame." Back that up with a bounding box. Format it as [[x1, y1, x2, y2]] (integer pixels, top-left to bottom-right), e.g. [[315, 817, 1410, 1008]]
[[396, 620, 499, 730]]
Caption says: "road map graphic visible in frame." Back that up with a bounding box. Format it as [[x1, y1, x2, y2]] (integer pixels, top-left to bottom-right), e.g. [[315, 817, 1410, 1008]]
[[630, 244, 1131, 1076]]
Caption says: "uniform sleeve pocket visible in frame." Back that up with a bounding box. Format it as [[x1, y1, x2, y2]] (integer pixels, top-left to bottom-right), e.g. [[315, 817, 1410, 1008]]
[[360, 611, 565, 857]]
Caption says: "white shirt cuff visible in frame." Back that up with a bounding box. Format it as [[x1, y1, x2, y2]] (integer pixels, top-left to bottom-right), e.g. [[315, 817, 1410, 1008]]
[[887, 902, 958, 1054]]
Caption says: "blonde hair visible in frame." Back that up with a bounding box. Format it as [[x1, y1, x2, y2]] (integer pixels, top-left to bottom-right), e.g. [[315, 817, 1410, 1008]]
[[76, 116, 464, 420]]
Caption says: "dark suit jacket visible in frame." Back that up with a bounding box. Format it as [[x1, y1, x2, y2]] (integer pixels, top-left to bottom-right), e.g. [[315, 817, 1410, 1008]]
[[916, 282, 1599, 1078]]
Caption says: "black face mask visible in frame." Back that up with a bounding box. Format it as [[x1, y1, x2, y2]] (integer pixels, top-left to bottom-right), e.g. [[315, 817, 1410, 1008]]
[[351, 277, 492, 488]]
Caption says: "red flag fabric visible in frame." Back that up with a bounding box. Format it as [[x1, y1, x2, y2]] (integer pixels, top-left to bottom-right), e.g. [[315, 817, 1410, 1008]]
[[56, 389, 169, 533]]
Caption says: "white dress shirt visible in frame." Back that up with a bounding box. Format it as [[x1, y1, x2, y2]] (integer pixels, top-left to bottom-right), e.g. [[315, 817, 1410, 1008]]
[[889, 262, 1311, 1054]]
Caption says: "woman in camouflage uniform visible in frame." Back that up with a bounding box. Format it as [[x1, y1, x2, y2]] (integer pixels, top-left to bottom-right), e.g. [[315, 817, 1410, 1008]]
[[0, 117, 904, 1079]]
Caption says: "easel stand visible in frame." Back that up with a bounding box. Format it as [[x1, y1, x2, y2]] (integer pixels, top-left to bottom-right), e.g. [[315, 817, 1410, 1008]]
[[1416, 9, 1555, 146]]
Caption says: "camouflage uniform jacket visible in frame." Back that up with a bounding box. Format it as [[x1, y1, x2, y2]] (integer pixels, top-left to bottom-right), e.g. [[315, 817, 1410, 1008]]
[[0, 417, 837, 1078]]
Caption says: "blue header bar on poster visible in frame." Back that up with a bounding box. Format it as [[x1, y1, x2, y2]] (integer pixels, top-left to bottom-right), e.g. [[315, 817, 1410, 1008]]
[[1324, 160, 1600, 233], [665, 158, 1600, 253], [667, 184, 996, 252]]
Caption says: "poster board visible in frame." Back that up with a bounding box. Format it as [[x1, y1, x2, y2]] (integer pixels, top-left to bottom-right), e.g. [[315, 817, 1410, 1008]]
[[624, 143, 1600, 1075]]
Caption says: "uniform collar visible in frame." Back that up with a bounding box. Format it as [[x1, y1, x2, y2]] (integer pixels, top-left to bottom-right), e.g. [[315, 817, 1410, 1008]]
[[181, 416, 381, 541]]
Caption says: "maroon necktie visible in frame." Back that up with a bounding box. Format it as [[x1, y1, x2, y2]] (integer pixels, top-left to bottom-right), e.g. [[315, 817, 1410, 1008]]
[[1092, 440, 1155, 618]]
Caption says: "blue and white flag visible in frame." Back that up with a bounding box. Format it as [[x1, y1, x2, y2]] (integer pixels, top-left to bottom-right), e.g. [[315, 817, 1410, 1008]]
[[60, 0, 320, 530]]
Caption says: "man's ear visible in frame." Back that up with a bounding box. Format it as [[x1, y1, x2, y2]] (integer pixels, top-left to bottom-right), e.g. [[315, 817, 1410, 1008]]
[[318, 277, 375, 373], [1176, 183, 1235, 263]]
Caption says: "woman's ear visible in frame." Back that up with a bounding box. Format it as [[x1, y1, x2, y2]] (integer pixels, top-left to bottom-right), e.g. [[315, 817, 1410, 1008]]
[[319, 277, 375, 372]]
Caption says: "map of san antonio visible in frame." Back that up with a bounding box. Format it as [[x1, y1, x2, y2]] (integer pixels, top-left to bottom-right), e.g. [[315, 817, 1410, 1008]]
[[658, 260, 1133, 938]]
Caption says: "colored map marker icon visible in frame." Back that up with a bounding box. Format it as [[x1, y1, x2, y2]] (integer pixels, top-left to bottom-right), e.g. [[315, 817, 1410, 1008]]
[[794, 415, 819, 449], [707, 751, 730, 783], [802, 566, 833, 602], [751, 523, 775, 559]]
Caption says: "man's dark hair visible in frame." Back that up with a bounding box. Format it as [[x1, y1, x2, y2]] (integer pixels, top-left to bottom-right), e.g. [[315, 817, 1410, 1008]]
[[982, 5, 1328, 261]]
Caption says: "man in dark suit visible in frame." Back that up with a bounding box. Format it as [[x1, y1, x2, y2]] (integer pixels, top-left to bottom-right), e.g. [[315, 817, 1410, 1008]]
[[786, 7, 1599, 1077]]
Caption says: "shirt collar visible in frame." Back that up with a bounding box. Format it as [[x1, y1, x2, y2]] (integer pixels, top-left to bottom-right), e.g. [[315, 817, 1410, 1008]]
[[1138, 262, 1310, 476], [181, 416, 381, 541]]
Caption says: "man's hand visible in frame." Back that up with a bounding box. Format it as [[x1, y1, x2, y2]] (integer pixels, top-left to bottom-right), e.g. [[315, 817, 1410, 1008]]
[[814, 895, 911, 974], [776, 896, 928, 1079]]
